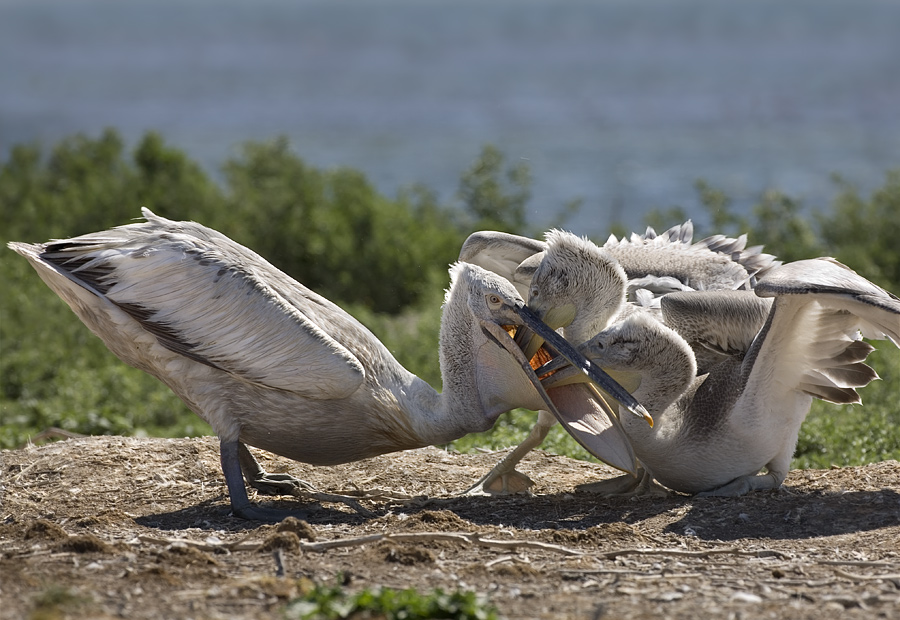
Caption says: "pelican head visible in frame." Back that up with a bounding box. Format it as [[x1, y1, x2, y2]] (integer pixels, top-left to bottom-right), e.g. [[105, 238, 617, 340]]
[[526, 230, 628, 347], [444, 261, 648, 427], [516, 231, 653, 429]]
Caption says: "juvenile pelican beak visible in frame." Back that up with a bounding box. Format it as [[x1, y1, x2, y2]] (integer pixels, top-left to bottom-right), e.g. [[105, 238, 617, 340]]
[[538, 354, 654, 427], [515, 304, 576, 362], [512, 303, 650, 423], [480, 309, 642, 474]]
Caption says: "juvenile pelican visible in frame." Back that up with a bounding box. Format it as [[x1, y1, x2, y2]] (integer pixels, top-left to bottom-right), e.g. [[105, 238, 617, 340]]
[[460, 221, 781, 305], [542, 258, 900, 496], [9, 209, 647, 520], [460, 224, 780, 492]]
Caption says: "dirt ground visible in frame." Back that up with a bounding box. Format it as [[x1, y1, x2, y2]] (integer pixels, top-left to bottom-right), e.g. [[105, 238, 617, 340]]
[[1, 436, 898, 620]]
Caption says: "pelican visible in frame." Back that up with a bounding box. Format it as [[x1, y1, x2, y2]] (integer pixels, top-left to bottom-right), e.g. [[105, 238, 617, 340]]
[[459, 224, 780, 492], [9, 209, 647, 520], [542, 257, 900, 495], [460, 221, 780, 305]]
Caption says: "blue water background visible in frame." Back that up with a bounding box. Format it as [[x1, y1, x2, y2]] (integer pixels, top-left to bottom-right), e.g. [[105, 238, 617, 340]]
[[2, 0, 898, 235]]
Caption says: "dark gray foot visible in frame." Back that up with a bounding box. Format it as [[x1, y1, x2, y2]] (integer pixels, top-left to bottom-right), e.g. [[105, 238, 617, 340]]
[[237, 442, 318, 496], [220, 439, 308, 522], [577, 468, 671, 497]]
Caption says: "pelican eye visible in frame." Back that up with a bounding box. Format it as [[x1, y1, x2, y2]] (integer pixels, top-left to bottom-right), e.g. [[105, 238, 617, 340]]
[[486, 293, 503, 309]]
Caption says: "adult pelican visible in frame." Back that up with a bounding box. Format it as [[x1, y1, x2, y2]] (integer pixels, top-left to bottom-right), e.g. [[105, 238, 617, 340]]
[[459, 224, 779, 492], [9, 209, 647, 520], [542, 258, 900, 495]]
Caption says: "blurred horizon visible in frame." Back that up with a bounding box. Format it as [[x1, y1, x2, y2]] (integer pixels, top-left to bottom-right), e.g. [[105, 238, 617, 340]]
[[2, 0, 899, 234]]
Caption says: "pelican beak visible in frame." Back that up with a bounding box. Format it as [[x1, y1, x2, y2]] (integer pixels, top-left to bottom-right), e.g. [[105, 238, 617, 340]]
[[539, 354, 652, 426], [512, 303, 650, 423], [481, 303, 650, 475], [514, 304, 576, 360]]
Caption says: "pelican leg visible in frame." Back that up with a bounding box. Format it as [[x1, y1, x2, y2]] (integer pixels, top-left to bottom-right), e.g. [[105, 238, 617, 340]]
[[696, 464, 788, 497], [466, 410, 557, 495], [220, 439, 307, 521], [237, 443, 318, 495], [576, 467, 671, 497]]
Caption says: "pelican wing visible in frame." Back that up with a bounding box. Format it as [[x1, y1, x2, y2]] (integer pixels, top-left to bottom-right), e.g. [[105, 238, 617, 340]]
[[756, 258, 900, 344], [603, 221, 782, 298], [23, 213, 366, 400], [661, 290, 773, 358], [747, 258, 900, 404], [459, 231, 546, 297]]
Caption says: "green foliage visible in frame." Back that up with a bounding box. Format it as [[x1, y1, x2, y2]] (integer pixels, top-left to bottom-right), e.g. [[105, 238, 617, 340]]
[[819, 171, 900, 290], [283, 581, 499, 620], [794, 346, 900, 468], [29, 584, 91, 620], [457, 144, 531, 233]]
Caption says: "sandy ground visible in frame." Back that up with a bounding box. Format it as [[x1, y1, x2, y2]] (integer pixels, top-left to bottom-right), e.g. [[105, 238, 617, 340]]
[[1, 435, 899, 619]]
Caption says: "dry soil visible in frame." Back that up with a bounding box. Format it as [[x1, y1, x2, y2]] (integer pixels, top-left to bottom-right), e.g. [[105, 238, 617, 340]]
[[2, 436, 899, 619]]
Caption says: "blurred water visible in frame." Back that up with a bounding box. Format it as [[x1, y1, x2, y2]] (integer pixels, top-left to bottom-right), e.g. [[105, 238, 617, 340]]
[[1, 0, 898, 234]]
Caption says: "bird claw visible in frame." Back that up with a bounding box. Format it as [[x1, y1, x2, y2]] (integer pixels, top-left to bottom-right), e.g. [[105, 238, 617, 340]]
[[576, 470, 671, 497], [247, 472, 319, 496], [463, 468, 535, 496]]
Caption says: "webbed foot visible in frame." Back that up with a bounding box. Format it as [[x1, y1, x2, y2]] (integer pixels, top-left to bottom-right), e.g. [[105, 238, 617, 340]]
[[577, 469, 671, 497], [476, 468, 535, 496], [246, 471, 319, 496]]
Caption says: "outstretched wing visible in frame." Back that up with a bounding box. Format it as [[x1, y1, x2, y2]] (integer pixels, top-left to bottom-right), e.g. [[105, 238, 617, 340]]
[[749, 258, 900, 404], [11, 210, 366, 400]]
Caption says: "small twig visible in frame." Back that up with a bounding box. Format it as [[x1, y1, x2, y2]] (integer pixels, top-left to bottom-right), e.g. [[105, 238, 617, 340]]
[[332, 488, 415, 501], [134, 532, 789, 565], [272, 548, 286, 577], [485, 554, 528, 568], [833, 568, 900, 581], [560, 569, 703, 579], [817, 560, 898, 568], [298, 534, 385, 552], [596, 547, 788, 560], [289, 489, 376, 517]]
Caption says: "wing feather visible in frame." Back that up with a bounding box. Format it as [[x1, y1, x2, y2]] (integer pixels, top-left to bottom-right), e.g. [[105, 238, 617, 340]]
[[458, 231, 546, 297], [29, 213, 366, 399]]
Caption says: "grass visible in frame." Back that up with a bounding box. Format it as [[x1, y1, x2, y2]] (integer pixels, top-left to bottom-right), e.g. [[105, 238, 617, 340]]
[[282, 580, 499, 620]]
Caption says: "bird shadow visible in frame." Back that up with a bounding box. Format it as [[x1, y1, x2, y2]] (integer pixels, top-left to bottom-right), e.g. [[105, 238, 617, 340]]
[[134, 486, 900, 542], [661, 487, 900, 541], [379, 486, 900, 542], [134, 496, 370, 532]]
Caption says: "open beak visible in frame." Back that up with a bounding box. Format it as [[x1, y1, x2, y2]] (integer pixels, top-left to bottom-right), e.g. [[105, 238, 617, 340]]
[[513, 304, 575, 361], [539, 353, 652, 426], [513, 304, 650, 423], [481, 303, 650, 475]]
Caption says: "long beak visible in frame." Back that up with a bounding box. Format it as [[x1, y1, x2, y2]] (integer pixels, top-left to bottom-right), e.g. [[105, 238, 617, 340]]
[[480, 318, 639, 474], [512, 303, 650, 423], [538, 353, 653, 427], [514, 304, 574, 361]]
